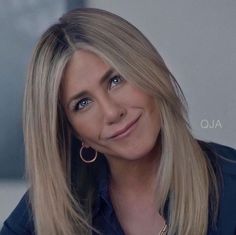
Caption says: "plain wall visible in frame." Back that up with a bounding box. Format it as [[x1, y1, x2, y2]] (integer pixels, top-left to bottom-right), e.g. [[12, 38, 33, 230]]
[[87, 0, 236, 148], [0, 0, 65, 179]]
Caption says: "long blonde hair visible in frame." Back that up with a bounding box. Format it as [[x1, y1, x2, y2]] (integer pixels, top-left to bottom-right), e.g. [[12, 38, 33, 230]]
[[24, 8, 218, 235]]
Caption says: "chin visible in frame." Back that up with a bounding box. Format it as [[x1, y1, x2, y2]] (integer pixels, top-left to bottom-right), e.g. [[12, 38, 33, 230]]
[[116, 138, 160, 161], [101, 128, 161, 162]]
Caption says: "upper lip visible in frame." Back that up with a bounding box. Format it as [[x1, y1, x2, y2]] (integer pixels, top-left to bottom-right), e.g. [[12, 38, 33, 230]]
[[108, 115, 140, 139]]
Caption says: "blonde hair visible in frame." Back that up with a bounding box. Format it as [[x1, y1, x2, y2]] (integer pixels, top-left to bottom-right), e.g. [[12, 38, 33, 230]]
[[24, 8, 219, 235]]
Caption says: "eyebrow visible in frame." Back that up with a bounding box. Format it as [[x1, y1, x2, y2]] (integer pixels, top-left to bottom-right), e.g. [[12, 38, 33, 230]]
[[67, 68, 114, 109]]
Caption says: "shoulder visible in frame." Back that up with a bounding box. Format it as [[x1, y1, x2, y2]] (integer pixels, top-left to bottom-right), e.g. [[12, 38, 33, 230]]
[[0, 192, 34, 235], [199, 140, 236, 195], [206, 141, 236, 161], [199, 140, 236, 234], [198, 140, 236, 175]]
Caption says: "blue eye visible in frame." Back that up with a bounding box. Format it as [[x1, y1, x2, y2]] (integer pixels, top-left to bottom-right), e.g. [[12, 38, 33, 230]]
[[73, 98, 91, 111], [109, 75, 124, 89]]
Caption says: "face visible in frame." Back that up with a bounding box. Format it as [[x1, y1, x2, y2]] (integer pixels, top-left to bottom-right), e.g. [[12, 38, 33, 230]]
[[61, 49, 161, 162]]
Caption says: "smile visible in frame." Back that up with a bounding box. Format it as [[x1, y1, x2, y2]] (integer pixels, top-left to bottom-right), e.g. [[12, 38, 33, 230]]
[[109, 115, 141, 140]]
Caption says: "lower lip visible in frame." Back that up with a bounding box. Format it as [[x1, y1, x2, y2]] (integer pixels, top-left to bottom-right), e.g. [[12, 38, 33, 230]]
[[110, 116, 140, 140]]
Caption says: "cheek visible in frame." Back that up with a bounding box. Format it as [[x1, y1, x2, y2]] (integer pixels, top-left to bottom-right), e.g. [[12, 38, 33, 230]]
[[69, 114, 101, 142], [139, 94, 161, 129], [150, 100, 161, 119], [130, 87, 159, 113], [72, 120, 95, 138], [150, 102, 162, 131]]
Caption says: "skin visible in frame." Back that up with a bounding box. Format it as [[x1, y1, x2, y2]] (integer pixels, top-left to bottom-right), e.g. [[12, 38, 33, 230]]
[[61, 49, 165, 234]]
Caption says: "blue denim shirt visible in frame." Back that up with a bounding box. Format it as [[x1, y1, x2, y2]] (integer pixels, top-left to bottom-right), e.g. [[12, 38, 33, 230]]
[[1, 141, 236, 235]]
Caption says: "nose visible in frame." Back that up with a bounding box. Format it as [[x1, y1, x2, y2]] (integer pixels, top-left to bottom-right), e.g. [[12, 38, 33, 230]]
[[100, 96, 126, 125]]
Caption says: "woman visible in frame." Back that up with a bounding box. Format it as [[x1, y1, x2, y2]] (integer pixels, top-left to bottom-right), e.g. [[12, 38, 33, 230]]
[[1, 8, 236, 235]]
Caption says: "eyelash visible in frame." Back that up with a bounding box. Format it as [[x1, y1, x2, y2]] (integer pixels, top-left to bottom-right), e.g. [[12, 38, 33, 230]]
[[73, 75, 124, 112], [73, 98, 92, 112], [108, 75, 123, 89]]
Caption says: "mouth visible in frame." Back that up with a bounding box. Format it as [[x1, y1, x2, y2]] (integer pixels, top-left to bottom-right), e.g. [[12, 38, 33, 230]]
[[108, 115, 141, 140]]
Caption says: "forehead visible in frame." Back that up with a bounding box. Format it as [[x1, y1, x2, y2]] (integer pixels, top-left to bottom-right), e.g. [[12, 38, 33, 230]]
[[60, 50, 111, 102], [63, 49, 109, 81]]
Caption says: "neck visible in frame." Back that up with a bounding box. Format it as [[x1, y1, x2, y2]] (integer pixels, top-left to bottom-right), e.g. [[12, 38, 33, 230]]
[[106, 142, 161, 196]]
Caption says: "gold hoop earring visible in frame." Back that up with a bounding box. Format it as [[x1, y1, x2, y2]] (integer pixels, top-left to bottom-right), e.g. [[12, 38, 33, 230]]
[[80, 145, 97, 163]]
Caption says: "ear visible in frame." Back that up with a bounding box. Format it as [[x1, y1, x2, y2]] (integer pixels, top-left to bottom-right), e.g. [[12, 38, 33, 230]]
[[81, 140, 90, 148]]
